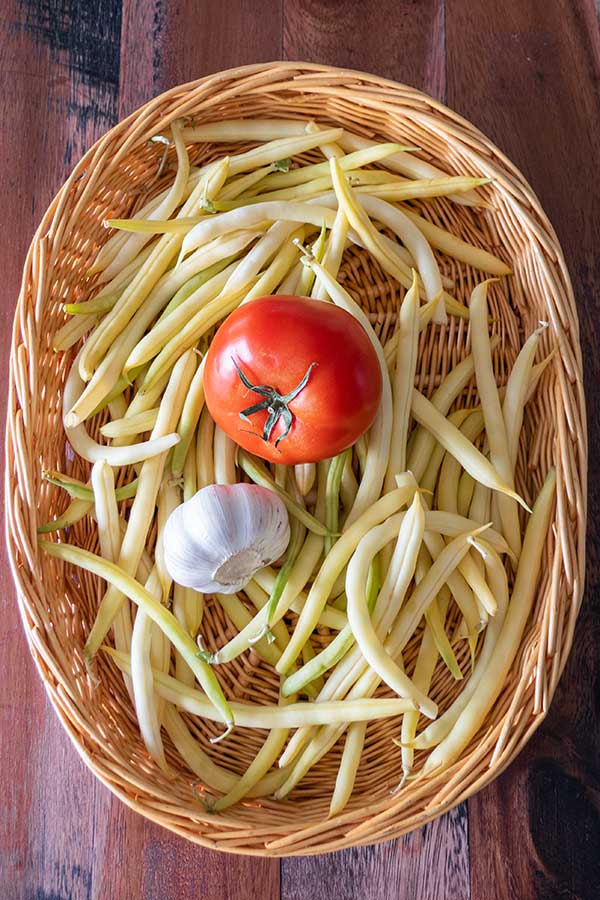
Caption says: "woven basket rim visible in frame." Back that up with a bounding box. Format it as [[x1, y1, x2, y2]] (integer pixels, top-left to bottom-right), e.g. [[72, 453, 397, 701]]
[[5, 61, 587, 856]]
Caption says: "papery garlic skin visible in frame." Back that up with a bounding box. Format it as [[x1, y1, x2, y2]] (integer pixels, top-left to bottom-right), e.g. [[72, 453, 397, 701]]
[[164, 483, 290, 594]]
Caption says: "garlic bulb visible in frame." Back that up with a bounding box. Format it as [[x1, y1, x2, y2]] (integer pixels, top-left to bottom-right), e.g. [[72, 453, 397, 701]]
[[163, 483, 290, 594]]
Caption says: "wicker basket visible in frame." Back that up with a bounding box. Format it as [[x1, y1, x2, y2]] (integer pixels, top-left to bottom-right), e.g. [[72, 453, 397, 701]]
[[5, 62, 586, 856]]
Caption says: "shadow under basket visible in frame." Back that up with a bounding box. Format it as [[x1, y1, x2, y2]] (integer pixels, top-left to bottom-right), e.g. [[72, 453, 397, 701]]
[[5, 62, 586, 856]]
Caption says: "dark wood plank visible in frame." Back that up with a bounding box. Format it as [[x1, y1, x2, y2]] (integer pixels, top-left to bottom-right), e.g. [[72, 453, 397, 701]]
[[3, 1, 599, 897], [445, 2, 600, 898], [119, 0, 283, 118], [91, 3, 282, 899], [283, 0, 447, 100], [141, 828, 280, 900], [90, 792, 147, 900], [281, 804, 470, 900], [0, 2, 123, 899], [1, 1, 282, 898], [281, 4, 471, 898]]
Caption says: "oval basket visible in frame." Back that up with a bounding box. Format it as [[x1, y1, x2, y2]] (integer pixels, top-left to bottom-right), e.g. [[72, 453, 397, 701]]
[[5, 62, 586, 856]]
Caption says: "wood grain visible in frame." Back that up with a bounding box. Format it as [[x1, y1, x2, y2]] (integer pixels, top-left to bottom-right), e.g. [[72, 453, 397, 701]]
[[1, 2, 123, 899], [283, 0, 447, 100], [104, 2, 282, 898], [120, 0, 283, 118], [281, 5, 470, 897], [281, 804, 470, 900], [446, 2, 600, 899], [1, 1, 598, 897]]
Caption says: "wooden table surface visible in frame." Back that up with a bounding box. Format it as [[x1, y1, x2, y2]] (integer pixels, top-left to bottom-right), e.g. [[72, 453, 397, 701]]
[[2, 2, 599, 898]]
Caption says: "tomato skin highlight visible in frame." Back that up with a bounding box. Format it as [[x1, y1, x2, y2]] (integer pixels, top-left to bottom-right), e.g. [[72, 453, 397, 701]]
[[203, 295, 383, 465]]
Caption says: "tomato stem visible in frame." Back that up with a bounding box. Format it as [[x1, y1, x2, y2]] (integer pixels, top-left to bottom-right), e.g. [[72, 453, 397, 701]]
[[233, 358, 317, 447]]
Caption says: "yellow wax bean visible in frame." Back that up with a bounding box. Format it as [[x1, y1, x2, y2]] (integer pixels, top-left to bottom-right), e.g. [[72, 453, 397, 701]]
[[275, 476, 417, 674], [100, 408, 159, 439], [503, 324, 547, 468], [385, 270, 419, 492], [131, 568, 169, 772], [407, 337, 499, 482], [84, 350, 196, 659], [62, 351, 179, 466], [470, 280, 522, 558], [338, 131, 482, 207], [101, 119, 190, 282], [423, 471, 555, 772], [328, 721, 367, 818], [297, 254, 392, 528], [401, 208, 512, 275], [411, 389, 529, 511], [40, 543, 234, 729], [108, 649, 416, 727], [164, 704, 289, 797], [81, 157, 229, 381], [346, 494, 437, 717]]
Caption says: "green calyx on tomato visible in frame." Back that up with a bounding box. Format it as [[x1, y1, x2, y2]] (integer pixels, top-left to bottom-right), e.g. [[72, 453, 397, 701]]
[[204, 295, 382, 465], [234, 359, 318, 447]]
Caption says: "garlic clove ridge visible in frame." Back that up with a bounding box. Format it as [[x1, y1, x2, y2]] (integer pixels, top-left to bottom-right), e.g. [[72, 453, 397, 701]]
[[163, 482, 290, 594]]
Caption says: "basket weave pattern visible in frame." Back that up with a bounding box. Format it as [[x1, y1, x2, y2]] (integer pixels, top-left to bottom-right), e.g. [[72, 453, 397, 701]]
[[5, 62, 586, 855]]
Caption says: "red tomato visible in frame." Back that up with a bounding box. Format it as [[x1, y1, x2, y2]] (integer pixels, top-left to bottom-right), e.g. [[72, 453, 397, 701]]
[[203, 296, 382, 465]]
